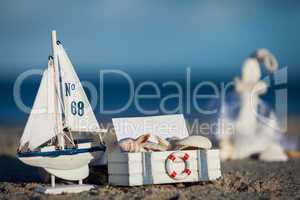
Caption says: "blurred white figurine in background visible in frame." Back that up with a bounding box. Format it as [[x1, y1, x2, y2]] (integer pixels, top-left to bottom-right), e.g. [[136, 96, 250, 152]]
[[219, 49, 288, 161]]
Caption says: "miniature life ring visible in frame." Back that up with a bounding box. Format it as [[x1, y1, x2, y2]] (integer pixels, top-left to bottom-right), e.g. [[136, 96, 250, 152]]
[[165, 151, 192, 180]]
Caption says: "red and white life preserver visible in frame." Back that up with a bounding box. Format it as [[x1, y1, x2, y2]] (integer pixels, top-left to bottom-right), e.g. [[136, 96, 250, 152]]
[[165, 151, 192, 180]]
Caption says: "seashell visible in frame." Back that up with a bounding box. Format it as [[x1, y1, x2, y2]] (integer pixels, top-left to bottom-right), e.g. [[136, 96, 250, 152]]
[[143, 142, 168, 152], [119, 138, 141, 152], [154, 135, 182, 151], [136, 134, 151, 144], [155, 135, 170, 149], [119, 134, 177, 152], [119, 134, 213, 152], [119, 134, 150, 152], [174, 135, 212, 150]]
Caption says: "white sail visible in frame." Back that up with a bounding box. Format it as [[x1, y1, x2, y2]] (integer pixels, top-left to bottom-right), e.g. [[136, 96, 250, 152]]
[[20, 62, 57, 150], [57, 44, 101, 133]]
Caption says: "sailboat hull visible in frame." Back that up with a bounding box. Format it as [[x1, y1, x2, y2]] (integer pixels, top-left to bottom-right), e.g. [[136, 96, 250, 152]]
[[45, 165, 89, 181], [17, 146, 105, 180]]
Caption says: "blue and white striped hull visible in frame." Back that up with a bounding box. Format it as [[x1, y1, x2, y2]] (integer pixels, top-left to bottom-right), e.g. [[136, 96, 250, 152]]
[[17, 146, 105, 180]]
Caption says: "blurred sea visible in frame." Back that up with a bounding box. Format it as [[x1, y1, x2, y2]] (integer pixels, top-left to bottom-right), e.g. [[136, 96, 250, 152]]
[[0, 64, 299, 128]]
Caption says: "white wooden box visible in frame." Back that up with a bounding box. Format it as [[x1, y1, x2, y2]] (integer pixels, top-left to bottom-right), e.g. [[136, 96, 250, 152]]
[[108, 149, 221, 186]]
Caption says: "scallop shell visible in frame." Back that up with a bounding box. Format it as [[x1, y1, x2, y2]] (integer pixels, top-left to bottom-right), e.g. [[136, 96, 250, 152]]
[[119, 134, 149, 152], [119, 138, 142, 152], [143, 142, 168, 152], [174, 135, 212, 150], [119, 134, 168, 152], [155, 135, 170, 149]]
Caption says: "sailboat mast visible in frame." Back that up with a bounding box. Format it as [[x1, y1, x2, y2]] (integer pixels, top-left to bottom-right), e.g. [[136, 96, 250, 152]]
[[51, 30, 65, 149]]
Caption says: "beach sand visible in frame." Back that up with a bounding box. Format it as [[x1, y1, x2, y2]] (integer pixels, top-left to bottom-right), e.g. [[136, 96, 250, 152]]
[[0, 124, 299, 199], [0, 157, 299, 200]]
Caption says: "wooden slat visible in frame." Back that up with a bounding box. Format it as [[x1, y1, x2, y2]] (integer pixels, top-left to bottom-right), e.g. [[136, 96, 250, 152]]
[[108, 149, 221, 186]]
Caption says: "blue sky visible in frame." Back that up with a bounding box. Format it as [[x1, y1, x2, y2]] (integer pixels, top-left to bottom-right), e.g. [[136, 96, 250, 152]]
[[0, 0, 299, 79], [0, 0, 300, 125]]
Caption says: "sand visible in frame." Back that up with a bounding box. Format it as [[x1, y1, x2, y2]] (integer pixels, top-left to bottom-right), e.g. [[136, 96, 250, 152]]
[[0, 125, 299, 199], [0, 155, 299, 200]]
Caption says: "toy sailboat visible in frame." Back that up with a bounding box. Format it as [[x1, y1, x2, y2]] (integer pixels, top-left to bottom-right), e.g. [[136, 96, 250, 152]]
[[17, 31, 106, 194]]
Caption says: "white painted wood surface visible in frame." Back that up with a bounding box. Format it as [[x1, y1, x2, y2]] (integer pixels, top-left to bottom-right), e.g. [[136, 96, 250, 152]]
[[112, 114, 189, 142], [108, 149, 221, 186], [35, 184, 94, 195]]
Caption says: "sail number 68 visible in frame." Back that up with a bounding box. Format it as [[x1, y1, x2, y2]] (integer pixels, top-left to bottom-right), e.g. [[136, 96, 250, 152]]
[[71, 101, 84, 116]]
